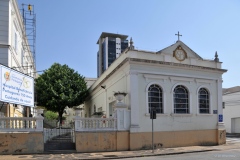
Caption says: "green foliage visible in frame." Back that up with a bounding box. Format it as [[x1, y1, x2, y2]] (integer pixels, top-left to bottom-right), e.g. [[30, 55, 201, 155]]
[[35, 63, 88, 124], [44, 111, 58, 120]]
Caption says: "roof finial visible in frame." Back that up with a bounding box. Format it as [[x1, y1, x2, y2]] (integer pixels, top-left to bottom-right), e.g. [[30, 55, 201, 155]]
[[214, 51, 219, 62], [175, 31, 182, 41], [129, 37, 134, 50]]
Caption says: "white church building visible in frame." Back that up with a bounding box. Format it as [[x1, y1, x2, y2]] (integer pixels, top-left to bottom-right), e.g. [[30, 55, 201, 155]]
[[82, 36, 227, 151]]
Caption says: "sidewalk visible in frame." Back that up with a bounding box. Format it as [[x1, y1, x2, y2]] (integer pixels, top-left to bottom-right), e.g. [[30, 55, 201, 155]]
[[77, 142, 240, 159], [0, 139, 239, 160]]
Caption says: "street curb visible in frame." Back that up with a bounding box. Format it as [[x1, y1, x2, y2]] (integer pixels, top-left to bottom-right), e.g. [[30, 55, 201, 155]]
[[80, 149, 218, 160]]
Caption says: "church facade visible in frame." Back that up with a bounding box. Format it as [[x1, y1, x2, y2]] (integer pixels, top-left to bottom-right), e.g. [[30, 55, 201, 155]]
[[84, 39, 227, 150]]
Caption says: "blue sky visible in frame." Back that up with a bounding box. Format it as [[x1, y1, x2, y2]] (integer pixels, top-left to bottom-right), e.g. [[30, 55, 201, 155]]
[[17, 0, 240, 88]]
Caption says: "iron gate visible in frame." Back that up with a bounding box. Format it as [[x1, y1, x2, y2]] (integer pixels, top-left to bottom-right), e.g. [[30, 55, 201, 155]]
[[44, 128, 75, 151]]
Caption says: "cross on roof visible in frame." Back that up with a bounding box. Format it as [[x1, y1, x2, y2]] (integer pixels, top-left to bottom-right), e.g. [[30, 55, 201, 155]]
[[175, 31, 182, 41]]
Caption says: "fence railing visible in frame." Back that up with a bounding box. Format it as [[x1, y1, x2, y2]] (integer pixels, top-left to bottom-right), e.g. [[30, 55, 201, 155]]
[[0, 117, 43, 132], [75, 118, 116, 131]]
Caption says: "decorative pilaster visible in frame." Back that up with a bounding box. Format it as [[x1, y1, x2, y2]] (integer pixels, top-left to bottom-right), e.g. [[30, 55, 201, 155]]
[[217, 78, 226, 144], [127, 71, 140, 132]]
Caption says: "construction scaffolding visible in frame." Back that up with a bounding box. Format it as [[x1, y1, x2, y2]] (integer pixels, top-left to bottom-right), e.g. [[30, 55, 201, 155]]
[[20, 4, 36, 77]]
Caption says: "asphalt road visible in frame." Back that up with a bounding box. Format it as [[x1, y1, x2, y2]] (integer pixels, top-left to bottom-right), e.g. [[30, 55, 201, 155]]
[[122, 136, 240, 160], [119, 149, 240, 160]]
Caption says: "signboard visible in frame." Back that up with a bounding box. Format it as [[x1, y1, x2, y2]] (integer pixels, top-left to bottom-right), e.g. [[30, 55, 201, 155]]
[[150, 110, 156, 119], [219, 114, 223, 122], [0, 65, 34, 107], [213, 110, 218, 114]]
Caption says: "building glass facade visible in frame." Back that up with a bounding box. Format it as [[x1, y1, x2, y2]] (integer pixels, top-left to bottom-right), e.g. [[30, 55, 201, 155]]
[[108, 38, 116, 67], [97, 33, 129, 77]]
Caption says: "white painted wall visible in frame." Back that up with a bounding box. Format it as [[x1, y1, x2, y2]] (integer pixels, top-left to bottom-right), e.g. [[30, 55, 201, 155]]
[[133, 66, 220, 132], [223, 91, 240, 133], [0, 0, 9, 45], [85, 64, 129, 117]]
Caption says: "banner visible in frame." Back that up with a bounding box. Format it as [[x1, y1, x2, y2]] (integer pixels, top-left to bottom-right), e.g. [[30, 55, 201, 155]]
[[0, 65, 34, 107]]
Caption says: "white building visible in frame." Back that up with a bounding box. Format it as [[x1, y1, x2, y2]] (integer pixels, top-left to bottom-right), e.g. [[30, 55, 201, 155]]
[[223, 86, 240, 133], [84, 37, 227, 149], [0, 0, 36, 117]]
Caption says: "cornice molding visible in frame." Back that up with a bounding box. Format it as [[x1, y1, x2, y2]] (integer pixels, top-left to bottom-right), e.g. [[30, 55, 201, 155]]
[[129, 58, 227, 73], [91, 57, 226, 93]]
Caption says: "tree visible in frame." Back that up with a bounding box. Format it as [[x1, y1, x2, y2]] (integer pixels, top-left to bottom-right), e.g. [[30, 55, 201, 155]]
[[44, 111, 58, 120], [35, 63, 88, 126]]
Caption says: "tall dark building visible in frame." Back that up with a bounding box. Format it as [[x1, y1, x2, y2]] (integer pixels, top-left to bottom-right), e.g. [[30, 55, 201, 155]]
[[97, 32, 128, 77]]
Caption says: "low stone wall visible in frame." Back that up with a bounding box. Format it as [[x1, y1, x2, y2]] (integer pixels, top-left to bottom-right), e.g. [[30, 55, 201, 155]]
[[130, 129, 220, 150], [0, 132, 44, 154], [75, 131, 129, 152], [75, 129, 225, 152]]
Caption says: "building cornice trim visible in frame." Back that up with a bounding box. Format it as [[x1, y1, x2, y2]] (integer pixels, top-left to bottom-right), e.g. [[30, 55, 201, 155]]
[[90, 57, 227, 93], [129, 58, 227, 73]]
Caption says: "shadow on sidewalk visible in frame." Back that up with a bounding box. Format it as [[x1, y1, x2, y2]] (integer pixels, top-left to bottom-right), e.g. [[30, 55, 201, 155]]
[[226, 133, 240, 138]]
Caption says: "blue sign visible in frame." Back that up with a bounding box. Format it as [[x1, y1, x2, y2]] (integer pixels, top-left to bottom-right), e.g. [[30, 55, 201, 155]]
[[219, 114, 223, 122], [213, 110, 218, 114]]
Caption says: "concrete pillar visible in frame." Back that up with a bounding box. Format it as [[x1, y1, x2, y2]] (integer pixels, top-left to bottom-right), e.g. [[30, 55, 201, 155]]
[[74, 109, 81, 131], [0, 112, 5, 129], [7, 104, 10, 117], [113, 92, 130, 131], [34, 109, 44, 131], [27, 106, 30, 117]]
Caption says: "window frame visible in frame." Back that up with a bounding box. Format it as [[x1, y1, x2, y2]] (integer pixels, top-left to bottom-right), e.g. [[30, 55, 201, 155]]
[[146, 82, 165, 114], [197, 86, 211, 114], [173, 85, 190, 114]]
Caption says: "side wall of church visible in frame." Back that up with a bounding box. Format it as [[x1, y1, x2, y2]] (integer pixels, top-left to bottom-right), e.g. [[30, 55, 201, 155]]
[[84, 63, 130, 117], [130, 63, 222, 132], [127, 62, 223, 150]]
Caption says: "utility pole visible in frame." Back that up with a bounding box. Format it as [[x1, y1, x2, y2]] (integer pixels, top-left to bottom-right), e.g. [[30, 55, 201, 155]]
[[150, 108, 156, 153]]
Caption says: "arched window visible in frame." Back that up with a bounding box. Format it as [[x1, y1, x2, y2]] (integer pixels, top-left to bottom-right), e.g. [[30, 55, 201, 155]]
[[198, 88, 210, 114], [174, 85, 189, 114], [148, 84, 163, 113]]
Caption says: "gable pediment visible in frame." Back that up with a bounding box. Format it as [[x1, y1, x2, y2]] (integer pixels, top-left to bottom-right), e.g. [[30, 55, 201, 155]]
[[157, 41, 203, 60]]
